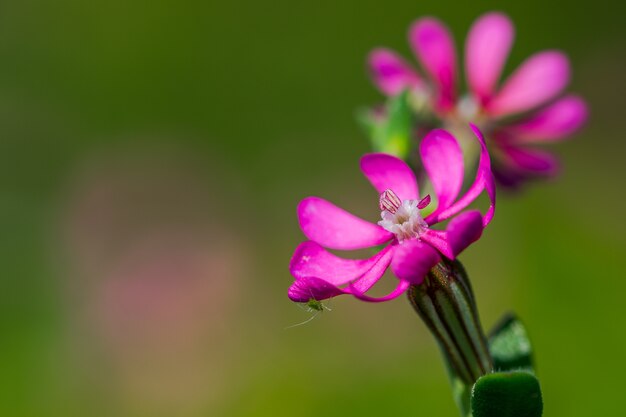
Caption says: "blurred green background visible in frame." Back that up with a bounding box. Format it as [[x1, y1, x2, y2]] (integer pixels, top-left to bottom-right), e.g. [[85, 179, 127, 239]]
[[0, 1, 624, 416]]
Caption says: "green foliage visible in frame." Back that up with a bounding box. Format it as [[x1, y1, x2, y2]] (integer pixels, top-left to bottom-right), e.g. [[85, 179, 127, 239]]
[[471, 371, 543, 417], [488, 313, 534, 371], [356, 90, 412, 158]]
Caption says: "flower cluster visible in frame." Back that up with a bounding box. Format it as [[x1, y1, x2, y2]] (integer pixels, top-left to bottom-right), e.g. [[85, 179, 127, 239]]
[[368, 12, 587, 187], [287, 11, 585, 305]]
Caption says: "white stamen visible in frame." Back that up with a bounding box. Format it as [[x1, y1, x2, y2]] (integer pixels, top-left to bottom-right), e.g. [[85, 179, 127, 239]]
[[378, 199, 428, 242]]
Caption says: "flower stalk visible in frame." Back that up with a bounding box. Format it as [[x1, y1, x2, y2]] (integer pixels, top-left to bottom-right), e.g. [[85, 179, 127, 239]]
[[407, 258, 492, 415]]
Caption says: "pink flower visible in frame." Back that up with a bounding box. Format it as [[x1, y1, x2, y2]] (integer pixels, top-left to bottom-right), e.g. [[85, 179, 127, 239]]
[[288, 126, 495, 303], [368, 12, 588, 188]]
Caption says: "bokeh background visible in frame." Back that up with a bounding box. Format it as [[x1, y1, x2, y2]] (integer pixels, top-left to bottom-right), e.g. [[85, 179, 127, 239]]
[[0, 1, 624, 416]]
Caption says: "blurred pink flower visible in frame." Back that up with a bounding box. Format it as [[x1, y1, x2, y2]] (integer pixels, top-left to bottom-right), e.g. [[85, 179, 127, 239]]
[[288, 126, 495, 303], [58, 147, 246, 414], [368, 12, 588, 187]]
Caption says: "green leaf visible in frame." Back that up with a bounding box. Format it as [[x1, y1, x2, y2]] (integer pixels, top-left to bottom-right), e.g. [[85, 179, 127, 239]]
[[471, 371, 543, 417], [488, 313, 534, 371], [356, 90, 411, 158]]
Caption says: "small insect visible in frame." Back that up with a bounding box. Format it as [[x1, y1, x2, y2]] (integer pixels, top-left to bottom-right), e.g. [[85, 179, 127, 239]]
[[304, 298, 326, 312], [285, 297, 331, 329]]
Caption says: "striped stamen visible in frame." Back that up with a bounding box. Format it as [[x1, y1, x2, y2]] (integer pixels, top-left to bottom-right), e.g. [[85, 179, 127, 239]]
[[379, 189, 402, 214]]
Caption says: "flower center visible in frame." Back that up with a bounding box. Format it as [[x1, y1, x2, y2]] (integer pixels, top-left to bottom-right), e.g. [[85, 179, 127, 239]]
[[456, 94, 480, 122], [378, 189, 429, 243]]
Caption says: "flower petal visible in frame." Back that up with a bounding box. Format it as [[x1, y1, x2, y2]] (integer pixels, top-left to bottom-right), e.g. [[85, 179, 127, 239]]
[[419, 129, 464, 214], [287, 244, 394, 302], [349, 279, 411, 303], [465, 12, 515, 103], [346, 245, 395, 294], [390, 240, 441, 285], [288, 276, 344, 302], [290, 241, 390, 286], [499, 145, 559, 175], [446, 210, 484, 257], [368, 48, 424, 96], [500, 95, 588, 142], [288, 246, 395, 302], [486, 51, 570, 117], [409, 17, 457, 111], [360, 153, 419, 201], [428, 125, 496, 227], [298, 197, 392, 250], [420, 229, 453, 259], [420, 211, 485, 259]]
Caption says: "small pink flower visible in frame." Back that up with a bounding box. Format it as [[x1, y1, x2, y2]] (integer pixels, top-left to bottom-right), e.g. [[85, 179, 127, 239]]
[[288, 126, 495, 303], [368, 12, 588, 188]]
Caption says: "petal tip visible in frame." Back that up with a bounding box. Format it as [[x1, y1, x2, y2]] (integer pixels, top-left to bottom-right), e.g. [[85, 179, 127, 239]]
[[487, 49, 571, 117], [409, 16, 446, 35], [360, 153, 418, 201], [477, 11, 513, 26], [287, 276, 344, 303]]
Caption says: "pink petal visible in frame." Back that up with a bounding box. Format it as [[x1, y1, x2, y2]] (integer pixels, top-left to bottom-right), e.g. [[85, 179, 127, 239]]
[[490, 139, 560, 188], [428, 125, 496, 227], [347, 246, 395, 294], [298, 197, 392, 250], [486, 51, 570, 117], [500, 95, 588, 142], [290, 241, 391, 286], [288, 276, 344, 302], [360, 153, 419, 201], [446, 210, 484, 256], [349, 279, 411, 303], [287, 244, 394, 302], [368, 48, 424, 96], [465, 12, 515, 103], [500, 145, 559, 175], [420, 229, 453, 259], [288, 246, 394, 303], [390, 240, 441, 285], [421, 211, 485, 259], [419, 129, 464, 215], [409, 17, 457, 111]]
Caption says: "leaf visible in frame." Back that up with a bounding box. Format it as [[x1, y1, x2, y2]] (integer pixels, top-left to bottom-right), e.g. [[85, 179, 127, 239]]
[[488, 313, 534, 371], [471, 371, 543, 417], [356, 90, 412, 158]]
